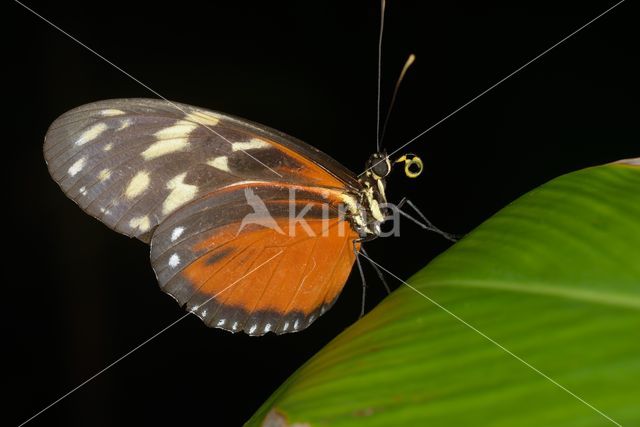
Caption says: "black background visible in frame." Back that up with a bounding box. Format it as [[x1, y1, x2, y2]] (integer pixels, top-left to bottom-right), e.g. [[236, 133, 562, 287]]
[[9, 1, 637, 426]]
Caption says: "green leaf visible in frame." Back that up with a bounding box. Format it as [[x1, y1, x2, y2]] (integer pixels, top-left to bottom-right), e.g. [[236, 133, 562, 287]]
[[247, 159, 640, 427]]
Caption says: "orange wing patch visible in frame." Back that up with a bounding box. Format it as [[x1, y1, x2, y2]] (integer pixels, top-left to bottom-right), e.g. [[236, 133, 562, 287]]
[[180, 218, 357, 335]]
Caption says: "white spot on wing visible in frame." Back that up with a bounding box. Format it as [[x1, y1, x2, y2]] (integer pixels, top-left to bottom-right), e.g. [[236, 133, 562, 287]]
[[162, 172, 198, 215], [97, 168, 111, 182], [171, 226, 185, 242], [76, 123, 108, 146], [232, 321, 239, 331], [129, 215, 151, 232], [168, 253, 180, 268], [116, 118, 132, 131], [201, 309, 208, 317], [308, 315, 316, 325], [141, 138, 189, 160], [231, 138, 270, 151], [294, 319, 300, 330], [68, 157, 87, 177], [101, 109, 126, 117], [125, 170, 150, 199], [282, 322, 289, 331], [217, 319, 226, 327], [264, 323, 272, 333], [249, 324, 258, 334], [79, 186, 87, 196], [184, 110, 220, 126], [206, 156, 230, 172]]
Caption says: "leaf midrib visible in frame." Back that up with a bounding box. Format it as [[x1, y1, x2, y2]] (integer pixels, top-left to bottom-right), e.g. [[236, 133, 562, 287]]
[[420, 279, 640, 310]]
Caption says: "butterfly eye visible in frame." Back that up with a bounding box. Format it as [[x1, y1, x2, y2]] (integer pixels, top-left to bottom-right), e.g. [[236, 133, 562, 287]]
[[372, 158, 390, 178], [367, 153, 390, 178]]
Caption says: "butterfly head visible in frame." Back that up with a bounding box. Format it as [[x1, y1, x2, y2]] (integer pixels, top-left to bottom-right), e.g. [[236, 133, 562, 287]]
[[364, 152, 424, 180], [353, 152, 424, 239], [366, 152, 392, 180]]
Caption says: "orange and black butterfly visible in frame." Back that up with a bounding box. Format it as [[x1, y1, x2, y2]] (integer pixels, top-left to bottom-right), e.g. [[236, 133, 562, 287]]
[[44, 98, 423, 335]]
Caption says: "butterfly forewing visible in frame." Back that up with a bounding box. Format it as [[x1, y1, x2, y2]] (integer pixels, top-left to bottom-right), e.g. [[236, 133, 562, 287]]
[[44, 98, 357, 241], [45, 98, 362, 334]]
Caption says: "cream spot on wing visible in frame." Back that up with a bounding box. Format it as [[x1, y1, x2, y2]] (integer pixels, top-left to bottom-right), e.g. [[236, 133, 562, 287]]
[[76, 123, 108, 146], [184, 110, 220, 126], [97, 168, 111, 182], [206, 156, 230, 172], [129, 215, 151, 232], [125, 170, 150, 199], [141, 138, 189, 160], [217, 319, 226, 327], [154, 120, 198, 139], [171, 226, 185, 242], [101, 109, 126, 117], [162, 172, 198, 215], [231, 138, 270, 151], [116, 118, 132, 131], [249, 324, 258, 334], [79, 186, 87, 196], [168, 253, 180, 268], [68, 157, 87, 176], [103, 143, 114, 151]]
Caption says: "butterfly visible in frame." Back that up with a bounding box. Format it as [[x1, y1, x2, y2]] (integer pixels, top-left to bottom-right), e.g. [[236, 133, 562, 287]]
[[44, 98, 422, 335]]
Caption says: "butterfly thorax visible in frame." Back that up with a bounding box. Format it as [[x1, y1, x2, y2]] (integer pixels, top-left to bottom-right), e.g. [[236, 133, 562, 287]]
[[341, 153, 391, 240]]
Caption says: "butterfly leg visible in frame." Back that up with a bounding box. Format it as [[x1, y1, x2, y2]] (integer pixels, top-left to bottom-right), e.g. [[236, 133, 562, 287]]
[[395, 198, 462, 242], [353, 241, 368, 318], [359, 247, 391, 294], [396, 196, 407, 210]]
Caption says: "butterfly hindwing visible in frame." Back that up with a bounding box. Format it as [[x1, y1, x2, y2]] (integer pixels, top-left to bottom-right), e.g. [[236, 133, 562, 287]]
[[150, 184, 359, 335]]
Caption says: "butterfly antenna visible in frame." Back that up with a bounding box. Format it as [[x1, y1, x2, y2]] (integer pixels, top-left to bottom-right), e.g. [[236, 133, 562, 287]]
[[360, 247, 391, 294], [376, 0, 386, 152], [354, 244, 368, 317], [380, 53, 416, 147]]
